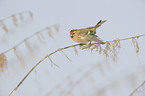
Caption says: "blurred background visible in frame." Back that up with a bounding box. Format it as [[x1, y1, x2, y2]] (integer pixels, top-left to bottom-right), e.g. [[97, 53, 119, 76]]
[[0, 0, 145, 96]]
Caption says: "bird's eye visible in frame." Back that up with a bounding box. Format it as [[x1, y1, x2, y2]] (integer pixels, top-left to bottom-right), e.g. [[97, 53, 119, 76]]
[[72, 33, 75, 35], [70, 36, 74, 38]]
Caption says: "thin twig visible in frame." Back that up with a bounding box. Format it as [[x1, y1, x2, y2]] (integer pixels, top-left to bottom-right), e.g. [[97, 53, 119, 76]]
[[0, 25, 56, 54], [9, 44, 80, 96], [48, 57, 60, 68], [0, 11, 32, 33], [9, 34, 145, 96], [61, 50, 72, 62], [74, 46, 78, 56], [130, 81, 145, 96], [0, 11, 29, 22]]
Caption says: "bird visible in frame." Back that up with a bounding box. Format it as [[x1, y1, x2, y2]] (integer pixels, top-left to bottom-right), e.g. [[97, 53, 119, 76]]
[[70, 20, 106, 44]]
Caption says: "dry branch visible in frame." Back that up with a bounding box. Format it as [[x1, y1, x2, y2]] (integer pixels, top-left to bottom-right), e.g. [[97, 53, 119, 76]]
[[9, 33, 145, 96]]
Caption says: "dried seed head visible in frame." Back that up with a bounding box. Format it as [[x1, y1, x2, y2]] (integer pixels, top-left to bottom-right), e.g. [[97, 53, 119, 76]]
[[99, 45, 102, 54], [132, 38, 139, 56], [74, 47, 78, 56], [29, 11, 33, 19], [47, 27, 53, 38], [19, 13, 24, 21], [12, 15, 18, 26], [54, 24, 59, 32], [0, 53, 7, 72], [2, 25, 9, 32]]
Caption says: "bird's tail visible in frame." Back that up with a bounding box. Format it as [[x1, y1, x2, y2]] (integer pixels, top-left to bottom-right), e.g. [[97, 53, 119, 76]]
[[95, 20, 107, 28]]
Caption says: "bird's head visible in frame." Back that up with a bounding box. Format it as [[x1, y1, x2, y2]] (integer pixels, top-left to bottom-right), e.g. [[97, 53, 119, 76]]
[[70, 29, 77, 38]]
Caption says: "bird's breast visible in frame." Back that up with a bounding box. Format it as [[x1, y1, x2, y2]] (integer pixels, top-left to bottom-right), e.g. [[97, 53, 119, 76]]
[[71, 34, 90, 43]]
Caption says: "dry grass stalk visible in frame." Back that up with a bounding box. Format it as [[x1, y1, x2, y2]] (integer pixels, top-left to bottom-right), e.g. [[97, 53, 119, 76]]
[[48, 57, 60, 68], [103, 41, 111, 57], [130, 81, 145, 96], [0, 21, 9, 32], [74, 46, 78, 56], [13, 47, 25, 65], [54, 24, 59, 32], [132, 37, 139, 56], [0, 25, 57, 72], [111, 40, 121, 62], [81, 40, 121, 62], [0, 11, 33, 33], [12, 15, 18, 26], [2, 24, 9, 32], [47, 27, 53, 38], [9, 33, 145, 96], [0, 53, 7, 72], [24, 40, 31, 50], [29, 11, 33, 19], [37, 33, 46, 45], [19, 13, 24, 21], [61, 50, 72, 62], [24, 40, 34, 56], [0, 25, 57, 56]]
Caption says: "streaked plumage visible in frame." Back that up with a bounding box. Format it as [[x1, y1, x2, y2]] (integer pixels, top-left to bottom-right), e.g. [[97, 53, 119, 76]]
[[70, 20, 106, 44]]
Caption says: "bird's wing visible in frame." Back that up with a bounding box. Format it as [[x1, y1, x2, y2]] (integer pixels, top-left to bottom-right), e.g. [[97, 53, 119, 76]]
[[85, 34, 105, 44], [87, 29, 96, 35], [78, 29, 96, 35]]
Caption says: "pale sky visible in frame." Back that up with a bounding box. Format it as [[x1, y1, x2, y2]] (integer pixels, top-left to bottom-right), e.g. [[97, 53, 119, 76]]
[[0, 0, 145, 96]]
